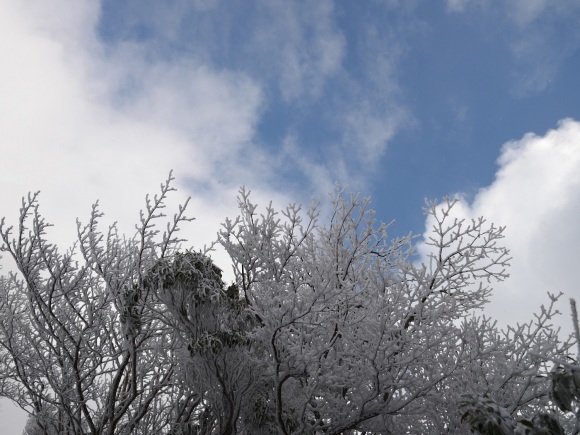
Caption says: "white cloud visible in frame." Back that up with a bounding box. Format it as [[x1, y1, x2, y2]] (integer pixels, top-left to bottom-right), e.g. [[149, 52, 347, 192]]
[[0, 0, 287, 251], [417, 119, 580, 337]]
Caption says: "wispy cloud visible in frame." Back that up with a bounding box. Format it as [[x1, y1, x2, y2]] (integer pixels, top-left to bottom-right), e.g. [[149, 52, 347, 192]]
[[446, 0, 580, 96], [247, 0, 346, 103], [342, 100, 406, 167], [446, 0, 471, 13], [275, 12, 414, 192], [106, 0, 346, 104], [91, 0, 410, 195]]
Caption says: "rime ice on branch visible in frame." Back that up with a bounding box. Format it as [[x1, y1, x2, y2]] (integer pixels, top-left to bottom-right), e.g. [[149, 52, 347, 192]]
[[0, 177, 575, 434]]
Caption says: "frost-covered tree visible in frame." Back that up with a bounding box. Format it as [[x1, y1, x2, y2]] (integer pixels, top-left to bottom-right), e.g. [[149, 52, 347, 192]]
[[460, 298, 580, 435], [0, 174, 201, 435], [217, 188, 573, 434], [0, 177, 574, 434]]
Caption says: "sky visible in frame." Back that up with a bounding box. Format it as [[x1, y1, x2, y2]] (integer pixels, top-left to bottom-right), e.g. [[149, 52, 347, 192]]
[[1, 0, 580, 432]]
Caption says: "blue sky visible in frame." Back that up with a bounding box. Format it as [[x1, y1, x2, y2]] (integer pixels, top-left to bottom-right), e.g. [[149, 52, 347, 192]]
[[1, 1, 580, 431], [92, 0, 580, 234]]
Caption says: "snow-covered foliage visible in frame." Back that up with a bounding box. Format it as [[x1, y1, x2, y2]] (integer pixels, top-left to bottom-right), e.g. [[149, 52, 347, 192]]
[[460, 298, 580, 434], [0, 174, 196, 435], [0, 176, 575, 434], [218, 187, 572, 434]]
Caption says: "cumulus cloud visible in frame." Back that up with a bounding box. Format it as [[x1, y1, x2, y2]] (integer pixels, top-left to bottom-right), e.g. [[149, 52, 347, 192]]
[[417, 119, 580, 337], [0, 0, 289, 260]]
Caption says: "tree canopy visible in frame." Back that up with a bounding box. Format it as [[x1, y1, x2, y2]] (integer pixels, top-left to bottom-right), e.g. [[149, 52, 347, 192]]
[[0, 175, 577, 434]]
